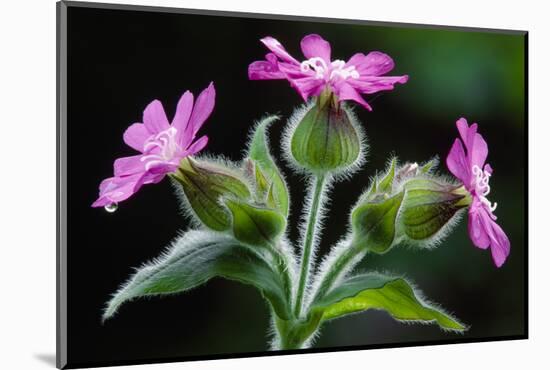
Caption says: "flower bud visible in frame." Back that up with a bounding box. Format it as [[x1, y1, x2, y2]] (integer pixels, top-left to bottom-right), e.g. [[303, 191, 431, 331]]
[[173, 157, 251, 231], [286, 90, 363, 175], [350, 158, 471, 253], [399, 179, 471, 243]]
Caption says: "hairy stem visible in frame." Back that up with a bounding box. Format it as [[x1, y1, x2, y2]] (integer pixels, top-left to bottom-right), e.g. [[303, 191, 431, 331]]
[[269, 245, 295, 312], [312, 242, 365, 304], [294, 174, 326, 317]]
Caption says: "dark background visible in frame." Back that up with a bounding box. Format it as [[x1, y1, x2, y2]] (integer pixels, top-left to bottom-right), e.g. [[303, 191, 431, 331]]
[[66, 4, 526, 367]]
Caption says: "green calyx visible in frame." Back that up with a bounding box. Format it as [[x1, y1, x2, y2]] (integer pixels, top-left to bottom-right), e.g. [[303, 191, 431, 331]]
[[350, 159, 472, 253], [289, 90, 362, 175], [224, 198, 286, 247], [172, 157, 251, 231], [400, 180, 471, 241]]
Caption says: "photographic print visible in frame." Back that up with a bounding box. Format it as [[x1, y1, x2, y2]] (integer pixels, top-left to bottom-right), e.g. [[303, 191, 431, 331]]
[[57, 1, 527, 368]]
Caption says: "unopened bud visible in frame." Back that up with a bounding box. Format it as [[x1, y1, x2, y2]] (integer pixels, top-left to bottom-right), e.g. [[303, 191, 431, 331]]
[[173, 157, 251, 231]]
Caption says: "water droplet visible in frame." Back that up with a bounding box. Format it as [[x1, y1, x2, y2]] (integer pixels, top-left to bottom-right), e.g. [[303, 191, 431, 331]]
[[104, 202, 118, 213]]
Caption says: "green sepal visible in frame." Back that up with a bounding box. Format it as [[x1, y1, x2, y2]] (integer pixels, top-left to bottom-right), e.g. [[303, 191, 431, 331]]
[[401, 179, 470, 241], [289, 93, 361, 174], [351, 192, 404, 254], [247, 116, 290, 217], [420, 157, 439, 174], [173, 158, 251, 231], [377, 158, 396, 193], [224, 198, 286, 247]]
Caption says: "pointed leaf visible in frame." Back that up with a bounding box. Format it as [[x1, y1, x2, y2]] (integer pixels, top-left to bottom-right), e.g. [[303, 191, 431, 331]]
[[103, 230, 291, 321], [247, 116, 290, 217], [312, 273, 465, 332]]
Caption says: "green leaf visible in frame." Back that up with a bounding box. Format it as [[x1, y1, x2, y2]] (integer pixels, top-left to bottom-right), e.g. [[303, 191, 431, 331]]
[[351, 193, 404, 253], [312, 273, 465, 332], [224, 198, 286, 247], [103, 230, 291, 321], [247, 116, 290, 217]]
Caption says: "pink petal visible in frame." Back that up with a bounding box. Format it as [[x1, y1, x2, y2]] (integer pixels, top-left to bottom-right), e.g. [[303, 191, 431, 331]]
[[469, 202, 511, 268], [455, 118, 488, 170], [91, 173, 144, 207], [347, 75, 409, 94], [248, 57, 286, 80], [185, 135, 208, 156], [467, 204, 490, 249], [277, 61, 313, 79], [456, 118, 474, 148], [145, 162, 178, 176], [123, 123, 150, 152], [143, 99, 170, 134], [113, 155, 145, 177], [333, 82, 373, 111], [300, 34, 331, 63], [487, 220, 510, 268], [133, 171, 166, 191], [469, 133, 489, 171], [287, 76, 326, 101], [172, 91, 194, 138], [446, 138, 471, 187], [185, 82, 215, 148], [260, 37, 299, 65], [346, 51, 395, 76]]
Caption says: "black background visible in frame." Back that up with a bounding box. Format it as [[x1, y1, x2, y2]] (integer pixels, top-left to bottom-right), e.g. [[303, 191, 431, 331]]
[[66, 4, 526, 367]]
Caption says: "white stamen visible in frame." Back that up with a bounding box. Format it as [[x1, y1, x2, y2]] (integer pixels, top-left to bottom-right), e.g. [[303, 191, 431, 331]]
[[472, 164, 498, 214], [300, 57, 328, 78], [141, 127, 180, 171], [329, 59, 360, 80], [300, 57, 360, 81]]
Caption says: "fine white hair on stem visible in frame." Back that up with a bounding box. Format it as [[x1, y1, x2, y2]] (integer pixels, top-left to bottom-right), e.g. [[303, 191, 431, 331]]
[[294, 174, 335, 314], [305, 235, 363, 309]]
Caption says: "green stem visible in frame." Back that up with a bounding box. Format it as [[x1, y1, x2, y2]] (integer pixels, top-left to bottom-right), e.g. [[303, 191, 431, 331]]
[[312, 242, 365, 303], [268, 245, 294, 313], [294, 174, 326, 317]]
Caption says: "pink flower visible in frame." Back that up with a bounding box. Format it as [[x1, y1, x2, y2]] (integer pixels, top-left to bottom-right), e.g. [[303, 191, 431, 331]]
[[248, 34, 408, 110], [92, 83, 216, 208], [446, 118, 510, 267]]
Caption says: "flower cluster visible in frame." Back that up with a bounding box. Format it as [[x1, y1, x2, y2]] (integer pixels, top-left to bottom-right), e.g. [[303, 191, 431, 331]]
[[93, 35, 511, 288], [95, 32, 516, 352]]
